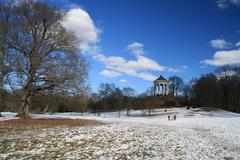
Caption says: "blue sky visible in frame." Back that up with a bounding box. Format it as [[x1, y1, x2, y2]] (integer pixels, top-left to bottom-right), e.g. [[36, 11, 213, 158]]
[[50, 0, 240, 93]]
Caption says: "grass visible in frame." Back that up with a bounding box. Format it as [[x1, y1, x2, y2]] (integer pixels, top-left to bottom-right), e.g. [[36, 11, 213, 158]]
[[0, 118, 105, 135], [0, 118, 105, 159], [0, 118, 104, 128]]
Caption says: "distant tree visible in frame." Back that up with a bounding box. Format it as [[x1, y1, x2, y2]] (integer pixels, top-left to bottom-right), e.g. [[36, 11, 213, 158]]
[[191, 65, 240, 113], [235, 67, 240, 78], [183, 78, 197, 100], [183, 84, 190, 99], [113, 87, 123, 116], [144, 86, 155, 96], [215, 66, 240, 112], [113, 88, 123, 98], [89, 93, 101, 114], [113, 88, 123, 103], [6, 1, 88, 117], [98, 83, 116, 112], [99, 83, 116, 98], [193, 73, 218, 108], [169, 76, 184, 97], [122, 87, 136, 97], [123, 87, 136, 115], [215, 65, 237, 78], [70, 93, 89, 114]]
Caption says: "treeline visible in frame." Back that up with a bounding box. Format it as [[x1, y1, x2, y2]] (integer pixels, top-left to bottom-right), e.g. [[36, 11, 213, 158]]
[[2, 93, 89, 113], [190, 66, 240, 113], [1, 82, 186, 115], [2, 65, 239, 115], [88, 83, 188, 115]]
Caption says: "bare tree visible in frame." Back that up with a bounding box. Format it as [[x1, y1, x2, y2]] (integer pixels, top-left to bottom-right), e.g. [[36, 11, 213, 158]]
[[98, 83, 116, 112], [89, 93, 102, 115], [144, 86, 155, 96], [169, 76, 184, 97], [6, 1, 87, 117], [123, 87, 136, 115], [191, 66, 240, 113]]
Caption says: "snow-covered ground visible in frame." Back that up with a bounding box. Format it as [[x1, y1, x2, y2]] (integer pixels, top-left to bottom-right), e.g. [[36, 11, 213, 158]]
[[0, 107, 240, 160]]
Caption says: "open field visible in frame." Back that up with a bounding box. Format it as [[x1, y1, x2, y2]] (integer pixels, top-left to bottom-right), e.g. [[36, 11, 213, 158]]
[[0, 107, 240, 160]]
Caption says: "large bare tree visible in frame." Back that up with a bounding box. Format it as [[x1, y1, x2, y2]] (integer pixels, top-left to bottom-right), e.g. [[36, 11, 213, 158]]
[[6, 1, 88, 117]]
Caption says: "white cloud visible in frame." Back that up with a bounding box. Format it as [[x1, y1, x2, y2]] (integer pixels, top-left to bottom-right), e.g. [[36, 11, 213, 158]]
[[216, 0, 230, 8], [181, 65, 189, 69], [91, 52, 160, 81], [210, 39, 228, 49], [62, 8, 187, 81], [100, 70, 122, 78], [120, 79, 127, 83], [62, 8, 99, 52], [216, 0, 240, 9], [167, 65, 189, 73], [230, 0, 240, 5], [127, 42, 145, 56], [89, 42, 168, 81], [202, 50, 240, 66], [167, 68, 178, 73], [127, 55, 166, 71], [133, 72, 158, 81], [235, 41, 240, 47], [89, 42, 189, 81]]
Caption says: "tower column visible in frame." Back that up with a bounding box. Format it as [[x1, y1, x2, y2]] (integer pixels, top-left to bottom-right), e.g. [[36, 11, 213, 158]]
[[164, 84, 167, 95], [159, 84, 161, 95], [161, 83, 164, 95], [166, 84, 169, 95], [162, 83, 164, 95], [163, 84, 165, 95], [153, 83, 156, 96], [161, 84, 164, 95]]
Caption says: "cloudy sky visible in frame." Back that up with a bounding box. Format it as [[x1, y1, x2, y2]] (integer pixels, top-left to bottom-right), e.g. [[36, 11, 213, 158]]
[[47, 0, 240, 93]]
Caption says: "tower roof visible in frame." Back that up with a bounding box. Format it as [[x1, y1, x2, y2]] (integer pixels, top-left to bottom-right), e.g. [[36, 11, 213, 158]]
[[155, 75, 167, 81]]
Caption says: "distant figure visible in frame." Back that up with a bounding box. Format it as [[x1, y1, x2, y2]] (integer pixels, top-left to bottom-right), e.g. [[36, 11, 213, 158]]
[[168, 115, 170, 121], [173, 115, 176, 120], [165, 109, 167, 112]]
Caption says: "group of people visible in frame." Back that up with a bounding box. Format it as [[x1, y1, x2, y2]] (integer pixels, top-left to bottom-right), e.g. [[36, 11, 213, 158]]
[[165, 109, 177, 121]]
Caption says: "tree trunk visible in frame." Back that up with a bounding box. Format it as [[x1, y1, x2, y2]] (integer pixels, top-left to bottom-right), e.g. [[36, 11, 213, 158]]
[[43, 102, 49, 113], [21, 94, 31, 118], [118, 109, 121, 117], [127, 109, 130, 116]]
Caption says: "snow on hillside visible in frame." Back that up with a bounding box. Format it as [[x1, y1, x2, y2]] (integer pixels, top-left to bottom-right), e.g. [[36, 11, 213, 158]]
[[0, 107, 240, 160]]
